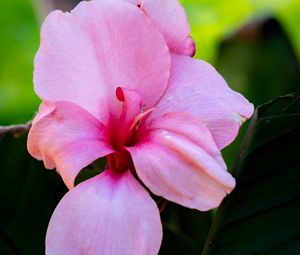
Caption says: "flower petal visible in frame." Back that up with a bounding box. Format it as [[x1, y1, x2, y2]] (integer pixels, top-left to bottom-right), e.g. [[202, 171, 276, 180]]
[[143, 112, 226, 169], [46, 169, 162, 255], [122, 0, 195, 56], [28, 101, 113, 189], [148, 54, 254, 149], [128, 130, 235, 211], [34, 0, 170, 123]]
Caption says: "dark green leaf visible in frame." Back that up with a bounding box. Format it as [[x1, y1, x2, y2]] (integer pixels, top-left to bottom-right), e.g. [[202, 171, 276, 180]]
[[202, 92, 300, 255], [160, 203, 212, 255], [74, 157, 107, 186], [0, 128, 67, 255], [217, 17, 300, 169]]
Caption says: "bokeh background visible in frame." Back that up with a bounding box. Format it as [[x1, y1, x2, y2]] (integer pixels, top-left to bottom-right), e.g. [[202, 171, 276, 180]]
[[0, 0, 299, 254]]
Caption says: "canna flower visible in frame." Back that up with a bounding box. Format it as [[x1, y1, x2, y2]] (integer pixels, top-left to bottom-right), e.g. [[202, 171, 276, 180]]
[[27, 0, 254, 254]]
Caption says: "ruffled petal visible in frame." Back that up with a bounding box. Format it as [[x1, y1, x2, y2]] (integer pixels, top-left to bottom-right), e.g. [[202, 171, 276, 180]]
[[148, 54, 254, 149], [34, 0, 170, 123], [122, 0, 195, 56], [28, 101, 113, 189], [128, 129, 235, 211], [46, 169, 162, 255]]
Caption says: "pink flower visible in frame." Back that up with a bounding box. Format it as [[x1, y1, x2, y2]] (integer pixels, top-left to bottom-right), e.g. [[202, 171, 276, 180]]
[[27, 0, 253, 254]]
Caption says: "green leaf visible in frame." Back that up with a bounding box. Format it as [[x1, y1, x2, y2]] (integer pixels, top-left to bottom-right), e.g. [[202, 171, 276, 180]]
[[160, 203, 212, 255], [0, 127, 67, 255], [217, 17, 300, 169], [202, 92, 300, 255]]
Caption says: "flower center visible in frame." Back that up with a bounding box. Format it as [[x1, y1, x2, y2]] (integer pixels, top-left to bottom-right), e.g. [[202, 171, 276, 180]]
[[106, 150, 133, 173], [106, 87, 153, 173], [122, 106, 154, 146]]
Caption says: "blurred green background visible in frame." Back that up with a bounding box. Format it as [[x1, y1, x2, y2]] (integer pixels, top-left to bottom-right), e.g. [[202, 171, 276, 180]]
[[0, 0, 299, 125]]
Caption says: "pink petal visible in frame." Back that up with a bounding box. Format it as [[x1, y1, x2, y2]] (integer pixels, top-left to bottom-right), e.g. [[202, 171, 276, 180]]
[[148, 54, 254, 149], [46, 169, 162, 255], [28, 101, 113, 189], [143, 112, 226, 169], [123, 0, 195, 56], [34, 0, 170, 124], [128, 129, 235, 211]]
